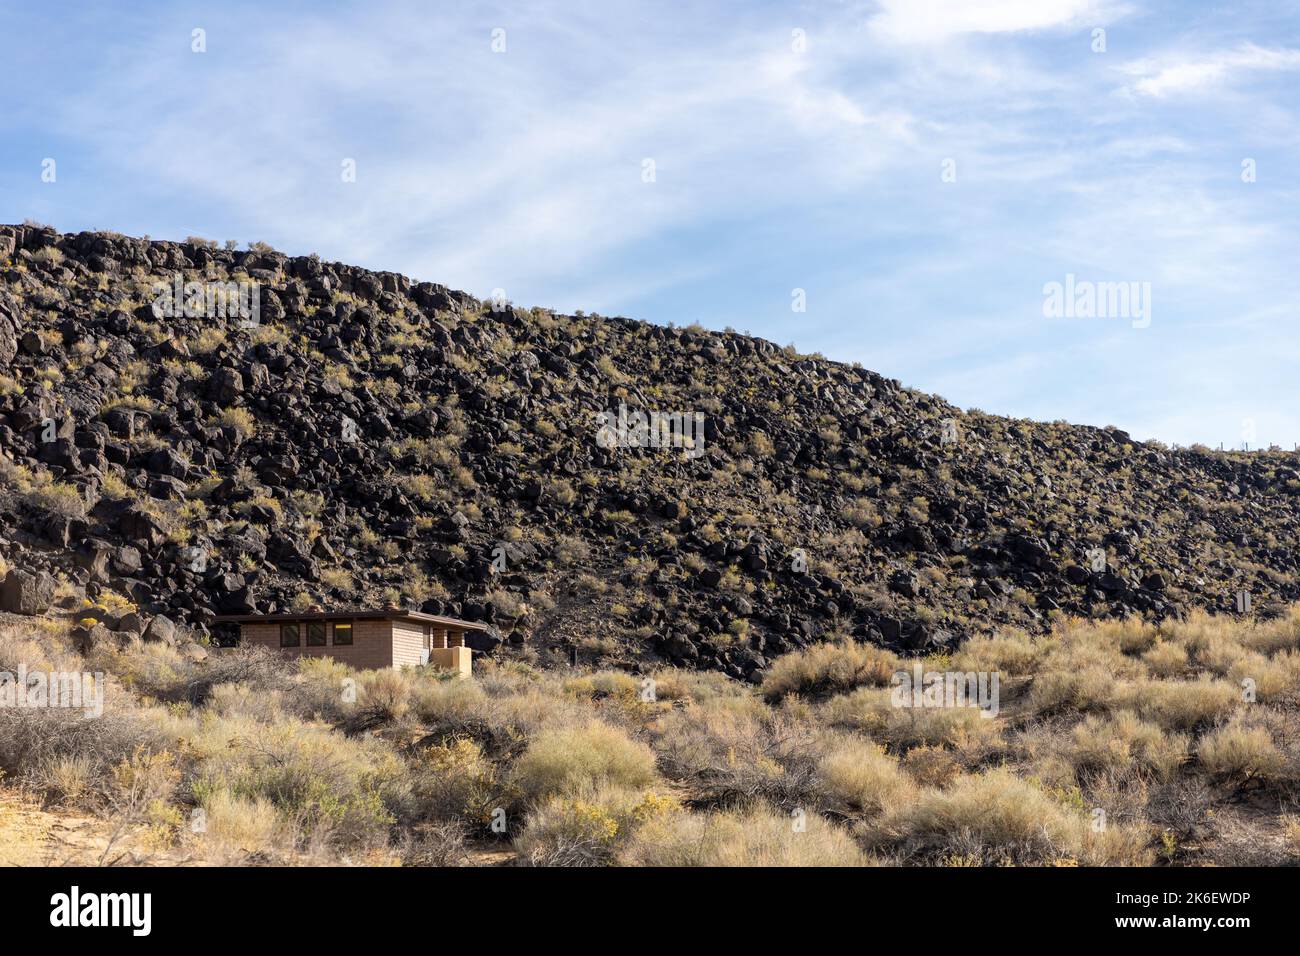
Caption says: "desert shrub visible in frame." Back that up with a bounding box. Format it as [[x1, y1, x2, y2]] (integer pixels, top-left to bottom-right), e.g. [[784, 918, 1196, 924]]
[[206, 683, 290, 723], [619, 804, 870, 866], [1238, 609, 1300, 656], [21, 476, 87, 519], [949, 629, 1043, 676], [1142, 640, 1189, 678], [563, 670, 640, 701], [1029, 668, 1120, 715], [1195, 632, 1253, 676], [1029, 622, 1147, 709], [1226, 650, 1300, 702], [654, 697, 820, 805], [87, 641, 287, 705], [196, 788, 288, 862], [405, 671, 488, 721], [868, 768, 1151, 865], [1120, 676, 1240, 731], [814, 735, 914, 815], [353, 667, 415, 725], [403, 820, 471, 867], [515, 786, 677, 866], [762, 640, 900, 701], [822, 686, 1003, 756], [217, 406, 256, 439], [511, 721, 657, 803], [1090, 617, 1160, 655], [34, 753, 100, 805], [646, 668, 742, 704], [1163, 611, 1243, 665], [1067, 712, 1187, 782], [0, 619, 85, 675], [1197, 721, 1286, 779], [0, 706, 169, 804], [187, 714, 403, 850], [411, 738, 502, 826], [284, 656, 359, 723], [901, 745, 963, 788]]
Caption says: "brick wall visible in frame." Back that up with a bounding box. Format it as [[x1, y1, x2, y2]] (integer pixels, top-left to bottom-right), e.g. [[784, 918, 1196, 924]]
[[240, 619, 395, 669]]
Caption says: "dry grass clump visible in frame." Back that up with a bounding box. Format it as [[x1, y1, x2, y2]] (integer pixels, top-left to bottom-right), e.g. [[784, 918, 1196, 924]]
[[1142, 640, 1190, 678], [901, 745, 963, 788], [1029, 653, 1132, 715], [1120, 676, 1240, 731], [514, 785, 677, 866], [822, 686, 1004, 757], [403, 820, 471, 867], [949, 628, 1043, 676], [815, 735, 915, 816], [1237, 607, 1300, 656], [85, 639, 287, 705], [563, 670, 641, 701], [1196, 720, 1286, 779], [644, 668, 743, 704], [1067, 712, 1187, 782], [761, 639, 899, 701], [1225, 650, 1300, 702], [196, 789, 288, 863], [511, 721, 657, 803], [619, 804, 871, 866], [866, 768, 1152, 865], [653, 696, 821, 805]]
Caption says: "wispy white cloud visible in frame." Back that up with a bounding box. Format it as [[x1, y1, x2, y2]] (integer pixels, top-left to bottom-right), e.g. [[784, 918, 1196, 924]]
[[868, 0, 1122, 44], [1123, 42, 1300, 97]]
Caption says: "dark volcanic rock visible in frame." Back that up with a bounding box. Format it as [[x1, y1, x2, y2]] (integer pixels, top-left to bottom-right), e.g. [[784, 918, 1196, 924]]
[[0, 568, 56, 615], [0, 224, 1296, 675]]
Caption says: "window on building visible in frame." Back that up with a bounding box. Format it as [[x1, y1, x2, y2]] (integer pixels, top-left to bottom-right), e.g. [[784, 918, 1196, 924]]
[[333, 621, 353, 646], [306, 622, 327, 646], [280, 622, 300, 647]]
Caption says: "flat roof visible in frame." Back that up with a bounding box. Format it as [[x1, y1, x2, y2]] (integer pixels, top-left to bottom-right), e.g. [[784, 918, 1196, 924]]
[[212, 608, 489, 631]]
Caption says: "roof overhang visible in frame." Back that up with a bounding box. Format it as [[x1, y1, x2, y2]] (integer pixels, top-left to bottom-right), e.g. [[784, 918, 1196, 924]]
[[212, 609, 489, 631]]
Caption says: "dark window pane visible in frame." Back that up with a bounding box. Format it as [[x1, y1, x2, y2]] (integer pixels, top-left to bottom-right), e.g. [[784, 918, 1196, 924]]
[[280, 623, 300, 647], [333, 622, 353, 646], [306, 622, 326, 646]]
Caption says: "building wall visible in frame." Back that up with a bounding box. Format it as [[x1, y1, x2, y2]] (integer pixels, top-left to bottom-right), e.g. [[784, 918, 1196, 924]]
[[390, 619, 428, 669], [429, 647, 472, 678], [240, 619, 395, 669]]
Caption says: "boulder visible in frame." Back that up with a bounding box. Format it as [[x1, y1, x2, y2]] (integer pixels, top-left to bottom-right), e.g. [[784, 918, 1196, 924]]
[[0, 568, 56, 615], [142, 613, 177, 644], [72, 622, 113, 654], [115, 611, 145, 635], [0, 296, 19, 366]]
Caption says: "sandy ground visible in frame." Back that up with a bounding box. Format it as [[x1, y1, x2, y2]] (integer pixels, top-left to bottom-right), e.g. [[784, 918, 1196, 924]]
[[0, 787, 204, 867]]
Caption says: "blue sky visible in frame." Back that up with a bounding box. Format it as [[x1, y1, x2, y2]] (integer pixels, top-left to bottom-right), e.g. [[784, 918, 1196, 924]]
[[3, 0, 1299, 447]]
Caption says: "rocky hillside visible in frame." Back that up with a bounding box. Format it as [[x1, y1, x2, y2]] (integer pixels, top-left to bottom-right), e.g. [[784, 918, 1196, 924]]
[[2, 223, 1298, 680]]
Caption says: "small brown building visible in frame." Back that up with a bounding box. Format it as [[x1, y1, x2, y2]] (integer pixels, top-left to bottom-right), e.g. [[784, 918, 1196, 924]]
[[213, 607, 487, 674]]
